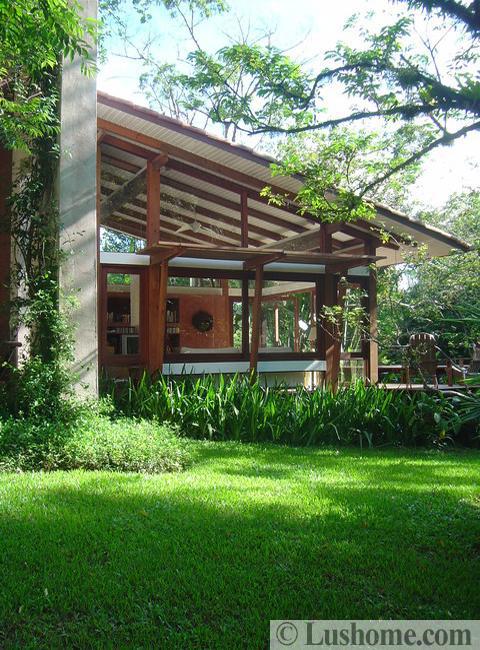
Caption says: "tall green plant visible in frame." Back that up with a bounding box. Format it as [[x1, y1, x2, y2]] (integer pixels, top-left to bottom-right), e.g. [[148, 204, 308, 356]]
[[108, 374, 460, 448]]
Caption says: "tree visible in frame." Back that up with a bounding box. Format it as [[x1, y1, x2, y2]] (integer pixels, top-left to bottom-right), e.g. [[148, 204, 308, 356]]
[[0, 0, 96, 152], [377, 188, 480, 359], [162, 0, 480, 191]]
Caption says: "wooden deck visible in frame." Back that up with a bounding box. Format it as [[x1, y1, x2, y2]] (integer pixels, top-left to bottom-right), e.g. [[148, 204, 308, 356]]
[[380, 383, 474, 392]]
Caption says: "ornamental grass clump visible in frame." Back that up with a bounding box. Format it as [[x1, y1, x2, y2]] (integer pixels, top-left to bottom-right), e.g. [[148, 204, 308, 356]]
[[110, 373, 455, 447]]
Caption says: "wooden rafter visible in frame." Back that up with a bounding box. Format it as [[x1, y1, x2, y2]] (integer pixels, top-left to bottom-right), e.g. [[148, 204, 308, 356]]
[[260, 227, 322, 252], [168, 159, 302, 218], [102, 171, 282, 243], [101, 152, 308, 235], [102, 134, 157, 160], [101, 166, 148, 222], [98, 116, 301, 204]]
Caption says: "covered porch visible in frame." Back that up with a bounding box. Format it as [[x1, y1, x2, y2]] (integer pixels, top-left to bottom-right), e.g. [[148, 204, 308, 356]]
[[97, 93, 467, 385]]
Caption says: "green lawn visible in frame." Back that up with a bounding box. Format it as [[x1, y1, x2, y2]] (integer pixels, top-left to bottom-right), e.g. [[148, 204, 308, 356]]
[[1, 444, 479, 648]]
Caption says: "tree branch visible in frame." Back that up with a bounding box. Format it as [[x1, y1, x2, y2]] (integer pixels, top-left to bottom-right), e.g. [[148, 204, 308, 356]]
[[359, 119, 480, 197]]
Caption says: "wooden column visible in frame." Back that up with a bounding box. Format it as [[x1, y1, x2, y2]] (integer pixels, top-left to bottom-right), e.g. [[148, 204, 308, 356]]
[[319, 227, 341, 388], [148, 260, 168, 374], [240, 190, 248, 247], [365, 242, 379, 383], [146, 155, 169, 374], [324, 273, 340, 388], [146, 159, 161, 247], [249, 264, 264, 373]]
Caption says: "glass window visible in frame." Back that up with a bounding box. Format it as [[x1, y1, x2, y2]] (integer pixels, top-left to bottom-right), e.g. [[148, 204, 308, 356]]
[[249, 280, 316, 353], [341, 285, 366, 354], [106, 273, 141, 356], [166, 275, 243, 355]]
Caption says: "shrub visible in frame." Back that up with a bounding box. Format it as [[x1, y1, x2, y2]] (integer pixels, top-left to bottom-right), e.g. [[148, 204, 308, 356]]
[[109, 373, 461, 448], [0, 410, 190, 473]]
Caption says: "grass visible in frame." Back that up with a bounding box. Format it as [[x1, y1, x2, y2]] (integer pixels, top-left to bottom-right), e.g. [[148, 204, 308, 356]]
[[0, 443, 479, 648]]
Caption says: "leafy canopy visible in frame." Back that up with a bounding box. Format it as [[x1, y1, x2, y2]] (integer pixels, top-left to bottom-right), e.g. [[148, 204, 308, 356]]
[[0, 0, 96, 151]]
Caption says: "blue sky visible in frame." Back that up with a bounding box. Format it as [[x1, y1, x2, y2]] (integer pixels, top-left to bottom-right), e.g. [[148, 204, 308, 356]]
[[98, 0, 479, 209]]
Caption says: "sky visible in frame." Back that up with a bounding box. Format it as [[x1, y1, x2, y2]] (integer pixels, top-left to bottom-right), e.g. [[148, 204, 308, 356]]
[[98, 0, 480, 210]]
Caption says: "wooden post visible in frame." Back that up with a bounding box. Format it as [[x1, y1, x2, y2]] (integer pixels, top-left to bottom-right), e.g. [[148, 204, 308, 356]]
[[324, 272, 340, 389], [250, 264, 264, 373], [148, 260, 168, 374], [240, 190, 248, 247], [146, 159, 161, 247], [319, 228, 340, 388], [365, 241, 379, 383], [146, 154, 168, 374]]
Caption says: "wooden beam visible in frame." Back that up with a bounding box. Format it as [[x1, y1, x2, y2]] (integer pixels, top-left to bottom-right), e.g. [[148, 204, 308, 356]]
[[98, 116, 303, 205], [365, 241, 378, 383], [150, 245, 186, 265], [261, 227, 322, 252], [102, 153, 140, 174], [167, 158, 304, 219], [102, 134, 157, 160], [250, 264, 264, 373], [109, 204, 243, 248], [148, 260, 168, 374], [101, 154, 307, 234], [244, 252, 285, 270], [101, 166, 148, 222], [102, 174, 272, 244], [161, 175, 306, 234]]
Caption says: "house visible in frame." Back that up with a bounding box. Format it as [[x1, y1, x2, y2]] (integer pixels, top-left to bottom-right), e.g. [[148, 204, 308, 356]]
[[0, 20, 469, 395]]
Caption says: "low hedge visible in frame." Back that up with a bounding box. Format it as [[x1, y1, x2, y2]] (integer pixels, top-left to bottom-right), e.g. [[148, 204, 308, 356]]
[[0, 411, 191, 473]]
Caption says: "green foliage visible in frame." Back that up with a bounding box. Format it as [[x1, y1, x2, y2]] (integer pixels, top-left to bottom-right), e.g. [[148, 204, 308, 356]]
[[0, 409, 190, 473], [378, 189, 480, 358], [109, 373, 461, 447], [134, 0, 480, 190], [0, 0, 96, 151], [1, 277, 78, 422]]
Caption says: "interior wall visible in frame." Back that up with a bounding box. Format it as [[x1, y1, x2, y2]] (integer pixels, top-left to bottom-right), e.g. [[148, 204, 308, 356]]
[[174, 294, 231, 350]]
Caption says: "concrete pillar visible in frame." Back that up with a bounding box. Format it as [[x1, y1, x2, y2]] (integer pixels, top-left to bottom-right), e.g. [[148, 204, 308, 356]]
[[58, 0, 98, 394]]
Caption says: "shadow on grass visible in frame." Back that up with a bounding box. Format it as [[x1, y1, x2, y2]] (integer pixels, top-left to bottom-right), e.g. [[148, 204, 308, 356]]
[[0, 448, 479, 648]]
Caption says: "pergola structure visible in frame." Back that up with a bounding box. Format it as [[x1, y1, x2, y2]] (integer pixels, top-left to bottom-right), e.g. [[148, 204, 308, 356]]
[[97, 92, 469, 385]]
